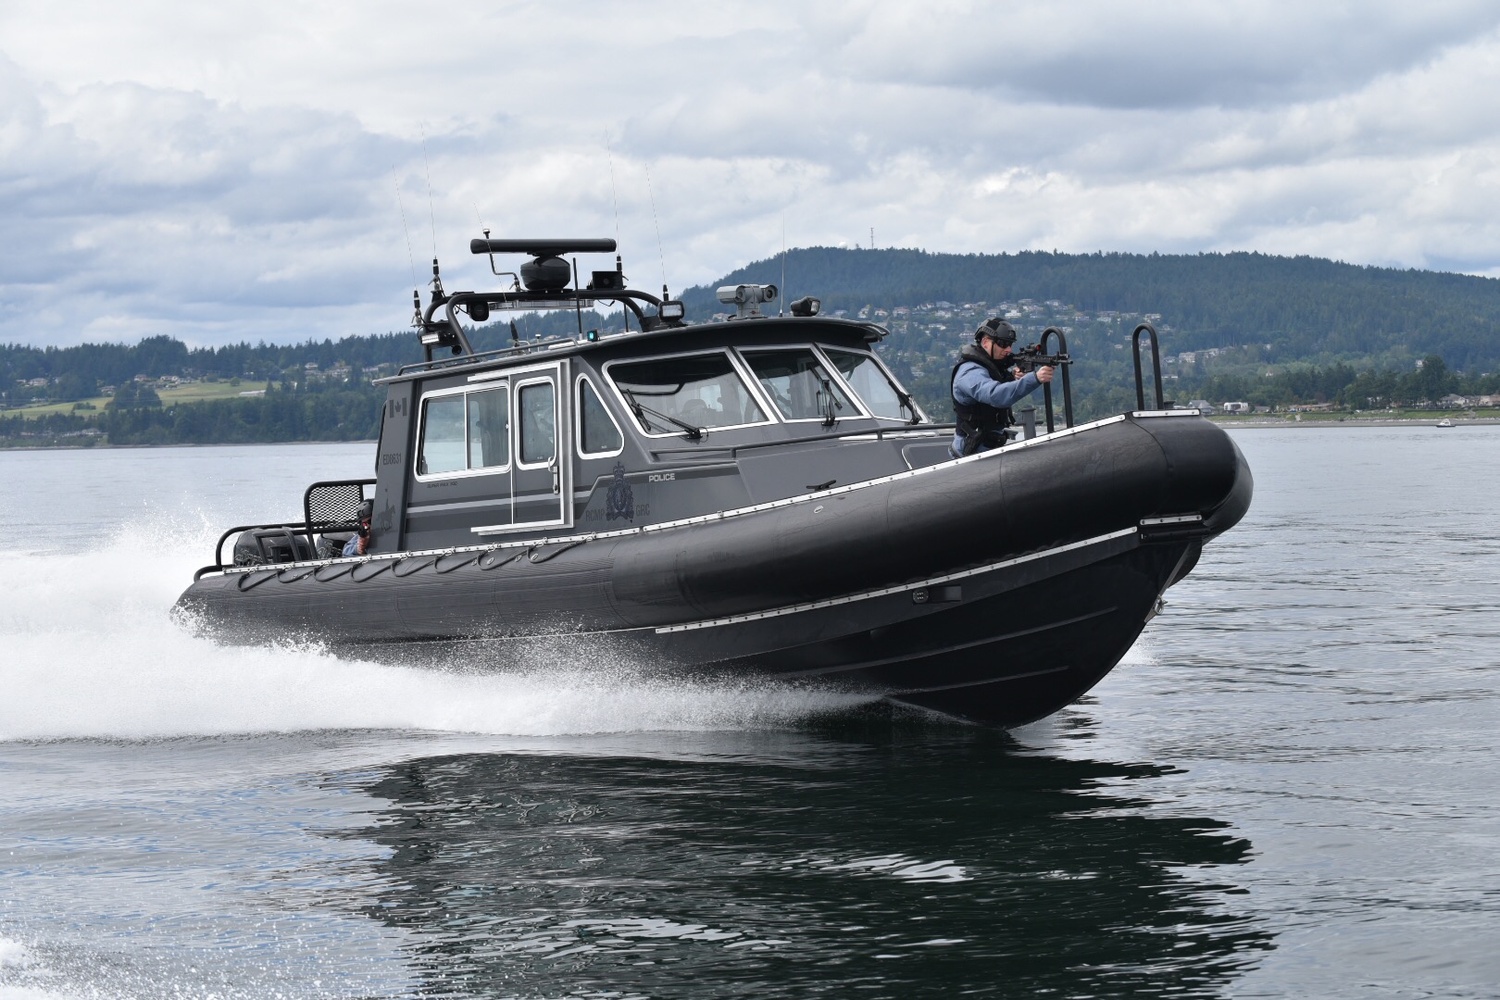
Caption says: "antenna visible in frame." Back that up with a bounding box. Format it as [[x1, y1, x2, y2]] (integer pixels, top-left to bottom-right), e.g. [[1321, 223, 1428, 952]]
[[393, 168, 418, 289], [605, 131, 622, 249], [870, 226, 875, 250], [572, 258, 584, 337], [419, 122, 439, 260], [645, 164, 667, 297], [606, 131, 626, 333], [780, 214, 787, 317]]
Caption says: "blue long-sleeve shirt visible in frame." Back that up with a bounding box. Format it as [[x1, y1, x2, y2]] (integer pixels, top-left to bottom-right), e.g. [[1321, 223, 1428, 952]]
[[950, 364, 1043, 455]]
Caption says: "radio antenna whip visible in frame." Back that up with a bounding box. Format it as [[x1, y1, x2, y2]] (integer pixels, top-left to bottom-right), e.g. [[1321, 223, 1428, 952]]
[[606, 132, 627, 332], [420, 122, 439, 260], [605, 131, 622, 249], [645, 164, 667, 298], [780, 213, 787, 316], [393, 167, 418, 288]]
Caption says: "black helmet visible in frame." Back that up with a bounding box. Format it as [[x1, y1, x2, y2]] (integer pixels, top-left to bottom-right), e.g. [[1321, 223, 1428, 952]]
[[357, 498, 374, 523], [974, 317, 1017, 345]]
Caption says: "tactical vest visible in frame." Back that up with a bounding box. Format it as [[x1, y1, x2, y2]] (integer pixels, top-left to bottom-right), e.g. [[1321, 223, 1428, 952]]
[[951, 344, 1015, 456]]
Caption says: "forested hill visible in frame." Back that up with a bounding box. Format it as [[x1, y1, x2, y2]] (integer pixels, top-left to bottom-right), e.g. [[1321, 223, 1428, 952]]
[[7, 247, 1500, 447], [680, 248, 1500, 370]]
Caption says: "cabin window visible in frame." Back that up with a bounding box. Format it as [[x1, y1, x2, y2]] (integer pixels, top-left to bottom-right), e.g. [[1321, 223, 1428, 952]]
[[823, 348, 914, 420], [741, 349, 855, 422], [467, 386, 510, 468], [608, 352, 766, 435], [417, 395, 467, 475], [518, 381, 557, 466], [416, 385, 510, 477], [577, 376, 623, 456]]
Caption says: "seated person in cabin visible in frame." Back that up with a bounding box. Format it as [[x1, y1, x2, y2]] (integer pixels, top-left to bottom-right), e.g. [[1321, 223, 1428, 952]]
[[341, 500, 374, 557], [950, 318, 1054, 457]]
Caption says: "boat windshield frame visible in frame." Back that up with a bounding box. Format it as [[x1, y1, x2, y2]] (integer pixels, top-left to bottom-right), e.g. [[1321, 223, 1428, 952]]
[[734, 344, 869, 424], [602, 347, 779, 439], [812, 342, 928, 423]]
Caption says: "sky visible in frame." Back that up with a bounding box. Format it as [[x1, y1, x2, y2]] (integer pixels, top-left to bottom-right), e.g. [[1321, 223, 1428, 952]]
[[5, 0, 1500, 349]]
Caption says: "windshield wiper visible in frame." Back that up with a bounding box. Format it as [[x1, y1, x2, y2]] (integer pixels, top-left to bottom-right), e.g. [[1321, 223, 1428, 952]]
[[621, 389, 703, 440], [895, 388, 922, 424], [815, 369, 845, 428]]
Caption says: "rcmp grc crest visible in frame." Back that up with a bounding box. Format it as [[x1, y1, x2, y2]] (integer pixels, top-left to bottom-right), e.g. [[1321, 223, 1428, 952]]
[[606, 462, 635, 521]]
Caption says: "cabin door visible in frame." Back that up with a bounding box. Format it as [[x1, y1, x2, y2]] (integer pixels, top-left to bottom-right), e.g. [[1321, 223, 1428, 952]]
[[509, 360, 571, 531]]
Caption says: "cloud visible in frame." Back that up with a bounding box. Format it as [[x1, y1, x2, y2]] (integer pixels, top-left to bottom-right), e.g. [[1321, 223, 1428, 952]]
[[3, 2, 1500, 347], [820, 0, 1500, 109]]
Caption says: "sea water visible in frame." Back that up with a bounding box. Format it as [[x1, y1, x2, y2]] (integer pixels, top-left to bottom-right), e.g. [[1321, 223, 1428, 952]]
[[0, 428, 1496, 999]]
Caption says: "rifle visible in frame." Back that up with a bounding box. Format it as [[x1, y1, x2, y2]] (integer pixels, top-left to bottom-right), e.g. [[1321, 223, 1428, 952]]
[[1011, 343, 1072, 374]]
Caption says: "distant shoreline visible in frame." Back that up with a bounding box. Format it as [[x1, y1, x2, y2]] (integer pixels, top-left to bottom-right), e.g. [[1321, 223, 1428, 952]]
[[0, 439, 378, 453], [1212, 417, 1500, 428], [4, 417, 1495, 453]]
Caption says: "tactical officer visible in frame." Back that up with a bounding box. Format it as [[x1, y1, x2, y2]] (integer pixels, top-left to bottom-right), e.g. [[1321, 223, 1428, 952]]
[[950, 318, 1054, 457], [341, 499, 374, 557]]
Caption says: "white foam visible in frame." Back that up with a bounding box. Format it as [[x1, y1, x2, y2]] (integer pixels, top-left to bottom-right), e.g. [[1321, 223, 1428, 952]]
[[1117, 637, 1157, 666], [0, 522, 871, 742], [0, 938, 34, 970], [0, 938, 70, 1000], [0, 985, 70, 1000]]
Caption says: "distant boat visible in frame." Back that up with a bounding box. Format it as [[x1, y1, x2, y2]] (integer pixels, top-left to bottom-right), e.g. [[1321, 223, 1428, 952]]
[[1437, 418, 1454, 428]]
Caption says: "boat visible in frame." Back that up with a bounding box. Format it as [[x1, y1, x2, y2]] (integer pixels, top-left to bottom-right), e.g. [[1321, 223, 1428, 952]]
[[175, 237, 1253, 727], [1437, 418, 1454, 427]]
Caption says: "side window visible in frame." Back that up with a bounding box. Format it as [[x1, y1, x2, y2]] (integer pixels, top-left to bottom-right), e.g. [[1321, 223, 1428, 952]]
[[416, 386, 510, 477], [417, 395, 466, 475], [468, 386, 509, 469], [519, 381, 557, 465], [578, 377, 624, 456]]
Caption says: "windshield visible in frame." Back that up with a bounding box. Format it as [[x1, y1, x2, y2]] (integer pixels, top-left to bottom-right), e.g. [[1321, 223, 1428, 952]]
[[607, 352, 767, 434], [741, 348, 855, 422], [823, 348, 916, 420]]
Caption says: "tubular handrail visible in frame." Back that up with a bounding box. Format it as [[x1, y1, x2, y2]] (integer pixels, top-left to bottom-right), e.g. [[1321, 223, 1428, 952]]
[[648, 423, 955, 459], [1132, 323, 1166, 410], [395, 335, 578, 376], [410, 288, 674, 375], [197, 477, 377, 580], [198, 520, 319, 581], [1037, 326, 1075, 432], [443, 288, 660, 332]]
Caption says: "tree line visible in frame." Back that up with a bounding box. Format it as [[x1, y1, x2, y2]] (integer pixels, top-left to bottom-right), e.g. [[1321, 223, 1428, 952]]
[[1, 380, 382, 448], [6, 247, 1500, 447], [0, 333, 415, 407]]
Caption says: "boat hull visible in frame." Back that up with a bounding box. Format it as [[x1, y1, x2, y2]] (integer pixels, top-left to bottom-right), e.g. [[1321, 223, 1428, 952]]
[[176, 411, 1251, 726]]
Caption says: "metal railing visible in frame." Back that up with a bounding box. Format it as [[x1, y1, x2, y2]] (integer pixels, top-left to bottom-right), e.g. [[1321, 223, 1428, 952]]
[[193, 478, 376, 580], [1037, 326, 1075, 432], [1132, 323, 1166, 410], [648, 423, 953, 460]]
